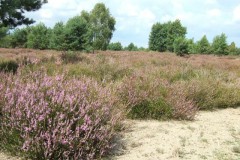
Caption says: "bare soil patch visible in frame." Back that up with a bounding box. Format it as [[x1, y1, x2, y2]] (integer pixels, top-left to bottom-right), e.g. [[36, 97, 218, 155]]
[[113, 108, 240, 160]]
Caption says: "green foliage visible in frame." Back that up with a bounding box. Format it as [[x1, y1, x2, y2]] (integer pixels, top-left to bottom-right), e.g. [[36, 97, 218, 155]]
[[228, 42, 237, 55], [0, 0, 47, 28], [211, 33, 229, 55], [0, 27, 8, 39], [149, 19, 187, 52], [0, 60, 19, 74], [126, 43, 138, 51], [187, 38, 198, 54], [197, 35, 210, 54], [173, 37, 189, 56], [166, 20, 187, 52], [128, 98, 173, 120], [64, 16, 90, 51], [107, 42, 123, 51], [149, 23, 168, 52], [27, 23, 51, 49], [10, 27, 30, 48], [49, 22, 65, 50], [138, 47, 149, 52], [0, 27, 13, 48], [236, 48, 240, 55], [89, 3, 116, 51], [187, 79, 240, 110]]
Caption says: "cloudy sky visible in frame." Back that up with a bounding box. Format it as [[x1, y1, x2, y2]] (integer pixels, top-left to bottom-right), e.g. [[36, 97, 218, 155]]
[[26, 0, 240, 47]]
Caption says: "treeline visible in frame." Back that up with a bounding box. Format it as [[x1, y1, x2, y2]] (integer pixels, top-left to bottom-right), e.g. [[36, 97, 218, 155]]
[[149, 20, 240, 56], [0, 3, 115, 53], [0, 2, 239, 55]]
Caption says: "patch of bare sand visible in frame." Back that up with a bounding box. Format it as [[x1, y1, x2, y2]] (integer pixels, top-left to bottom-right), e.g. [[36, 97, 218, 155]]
[[0, 152, 21, 160], [112, 108, 240, 160]]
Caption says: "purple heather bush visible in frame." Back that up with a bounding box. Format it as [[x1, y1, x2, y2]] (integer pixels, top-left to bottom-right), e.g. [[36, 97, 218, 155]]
[[0, 71, 120, 159]]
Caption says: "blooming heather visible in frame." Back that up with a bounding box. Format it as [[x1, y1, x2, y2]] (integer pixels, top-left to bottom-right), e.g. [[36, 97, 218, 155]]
[[0, 71, 119, 159]]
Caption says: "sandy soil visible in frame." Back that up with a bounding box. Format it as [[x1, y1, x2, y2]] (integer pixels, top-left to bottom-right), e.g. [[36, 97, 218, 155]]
[[1, 108, 240, 160], [112, 108, 240, 160], [0, 153, 21, 160]]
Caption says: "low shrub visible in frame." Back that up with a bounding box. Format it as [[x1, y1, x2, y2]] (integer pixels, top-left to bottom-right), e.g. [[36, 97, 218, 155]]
[[60, 51, 86, 64], [0, 60, 19, 74], [174, 37, 189, 56], [0, 71, 120, 159], [118, 75, 198, 120], [107, 42, 123, 51], [170, 68, 197, 83], [118, 76, 174, 120], [167, 83, 198, 120], [128, 98, 173, 120], [186, 79, 240, 110]]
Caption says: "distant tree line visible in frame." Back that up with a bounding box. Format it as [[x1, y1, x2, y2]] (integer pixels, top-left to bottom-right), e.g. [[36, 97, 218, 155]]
[[0, 1, 239, 56], [0, 3, 116, 53], [149, 20, 240, 56]]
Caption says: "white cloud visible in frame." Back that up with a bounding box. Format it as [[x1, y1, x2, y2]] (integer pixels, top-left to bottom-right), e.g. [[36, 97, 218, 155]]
[[233, 5, 240, 22], [207, 8, 221, 17], [39, 9, 53, 19], [205, 0, 218, 5]]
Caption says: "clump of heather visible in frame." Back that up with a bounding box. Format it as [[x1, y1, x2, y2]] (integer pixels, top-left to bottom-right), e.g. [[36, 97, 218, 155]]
[[167, 83, 198, 120], [0, 71, 119, 159], [117, 75, 173, 120]]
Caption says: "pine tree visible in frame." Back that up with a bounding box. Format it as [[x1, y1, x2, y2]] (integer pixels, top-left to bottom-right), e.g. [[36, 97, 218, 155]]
[[0, 0, 47, 28]]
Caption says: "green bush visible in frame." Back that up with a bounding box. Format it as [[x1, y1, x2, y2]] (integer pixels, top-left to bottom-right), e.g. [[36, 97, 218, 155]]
[[27, 23, 51, 49], [63, 16, 89, 51], [127, 98, 173, 120], [125, 43, 138, 51], [10, 27, 30, 48], [0, 60, 19, 74], [60, 51, 85, 64], [108, 42, 123, 51], [149, 20, 187, 52], [211, 33, 229, 55], [173, 37, 189, 56]]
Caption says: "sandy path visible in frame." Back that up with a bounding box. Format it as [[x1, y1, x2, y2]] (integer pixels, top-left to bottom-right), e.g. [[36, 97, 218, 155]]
[[1, 108, 240, 160], [113, 108, 240, 160]]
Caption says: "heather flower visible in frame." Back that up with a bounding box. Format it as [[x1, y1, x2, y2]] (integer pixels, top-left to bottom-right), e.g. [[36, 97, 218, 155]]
[[0, 71, 119, 159]]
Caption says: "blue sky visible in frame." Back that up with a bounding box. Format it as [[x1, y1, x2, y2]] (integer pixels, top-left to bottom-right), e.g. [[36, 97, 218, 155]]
[[26, 0, 240, 47]]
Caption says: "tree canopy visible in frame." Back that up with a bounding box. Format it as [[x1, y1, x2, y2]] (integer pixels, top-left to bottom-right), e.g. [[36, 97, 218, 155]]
[[197, 35, 210, 54], [212, 33, 228, 55], [0, 0, 47, 28], [149, 20, 187, 52], [89, 3, 116, 51]]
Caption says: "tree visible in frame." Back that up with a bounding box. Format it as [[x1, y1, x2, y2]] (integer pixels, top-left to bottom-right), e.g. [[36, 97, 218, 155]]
[[197, 35, 210, 54], [89, 3, 116, 51], [228, 42, 237, 55], [107, 42, 123, 51], [166, 20, 187, 52], [188, 38, 198, 54], [149, 23, 168, 52], [0, 27, 12, 48], [49, 22, 66, 50], [27, 23, 51, 49], [0, 0, 47, 28], [10, 27, 31, 48], [126, 43, 138, 51], [149, 19, 187, 52], [211, 33, 228, 55], [63, 16, 89, 51], [173, 37, 189, 56]]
